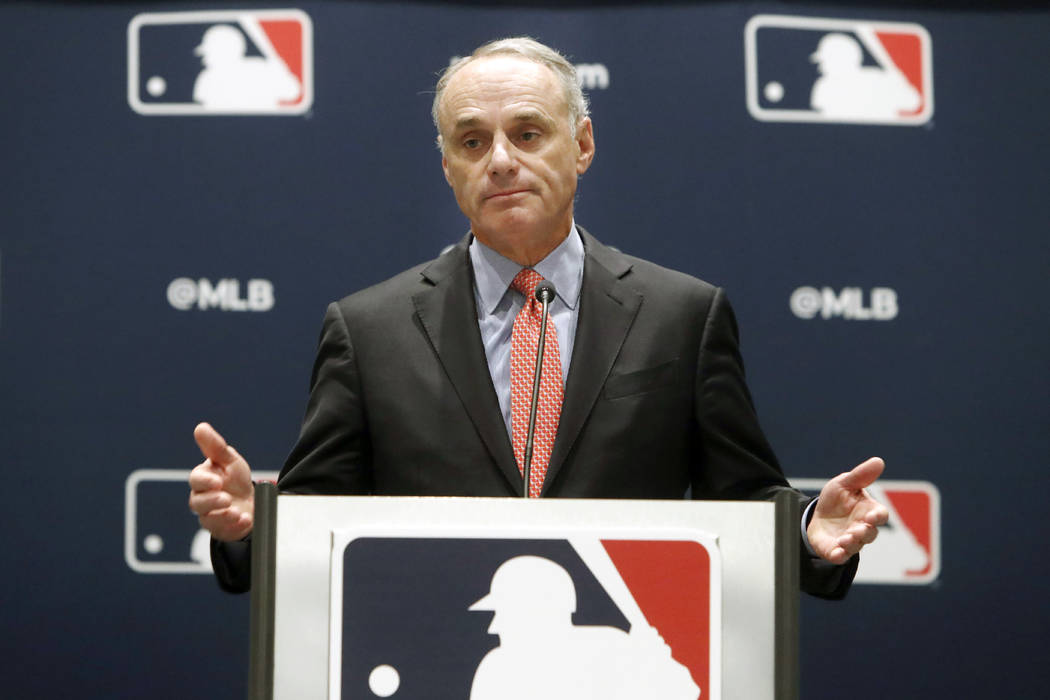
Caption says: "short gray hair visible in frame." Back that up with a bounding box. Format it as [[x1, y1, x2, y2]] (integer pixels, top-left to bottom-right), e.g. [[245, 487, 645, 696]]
[[431, 37, 590, 149]]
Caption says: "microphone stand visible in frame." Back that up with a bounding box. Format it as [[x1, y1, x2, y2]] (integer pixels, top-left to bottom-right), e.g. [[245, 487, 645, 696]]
[[523, 280, 556, 498]]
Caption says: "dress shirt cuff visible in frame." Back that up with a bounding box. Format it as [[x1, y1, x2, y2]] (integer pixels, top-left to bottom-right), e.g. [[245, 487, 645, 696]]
[[801, 498, 819, 557]]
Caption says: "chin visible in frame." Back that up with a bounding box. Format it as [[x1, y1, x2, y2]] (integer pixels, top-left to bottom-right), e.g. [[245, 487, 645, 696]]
[[480, 211, 541, 236]]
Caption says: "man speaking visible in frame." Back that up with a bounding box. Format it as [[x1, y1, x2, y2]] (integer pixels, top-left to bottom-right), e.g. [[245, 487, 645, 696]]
[[189, 37, 888, 596]]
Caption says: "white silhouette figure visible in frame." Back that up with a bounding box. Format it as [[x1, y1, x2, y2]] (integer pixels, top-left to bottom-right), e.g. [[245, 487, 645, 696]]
[[190, 528, 213, 572], [809, 33, 920, 120], [855, 485, 929, 582], [469, 556, 700, 700], [192, 24, 300, 110]]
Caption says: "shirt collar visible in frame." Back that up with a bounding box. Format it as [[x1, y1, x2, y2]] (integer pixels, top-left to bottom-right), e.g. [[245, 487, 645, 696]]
[[469, 222, 585, 314]]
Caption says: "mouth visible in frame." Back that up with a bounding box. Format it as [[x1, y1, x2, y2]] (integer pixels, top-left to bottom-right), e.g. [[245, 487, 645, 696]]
[[485, 189, 530, 200]]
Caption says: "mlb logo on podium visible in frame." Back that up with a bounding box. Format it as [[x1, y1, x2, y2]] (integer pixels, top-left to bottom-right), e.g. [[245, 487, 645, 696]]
[[127, 9, 313, 115], [745, 14, 933, 126], [330, 534, 720, 700]]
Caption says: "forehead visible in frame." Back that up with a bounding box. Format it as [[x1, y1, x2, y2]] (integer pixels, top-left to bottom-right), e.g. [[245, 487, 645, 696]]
[[440, 55, 568, 129]]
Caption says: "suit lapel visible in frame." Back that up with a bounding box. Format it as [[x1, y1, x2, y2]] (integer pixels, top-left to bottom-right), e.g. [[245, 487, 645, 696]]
[[543, 229, 642, 494], [411, 238, 522, 494]]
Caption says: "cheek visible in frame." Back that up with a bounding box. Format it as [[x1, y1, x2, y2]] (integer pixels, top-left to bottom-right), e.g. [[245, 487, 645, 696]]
[[541, 155, 577, 186], [549, 168, 577, 194], [448, 168, 476, 198]]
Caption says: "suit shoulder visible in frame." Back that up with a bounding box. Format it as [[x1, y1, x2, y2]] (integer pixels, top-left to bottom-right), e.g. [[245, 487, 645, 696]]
[[618, 252, 721, 303], [329, 245, 465, 319]]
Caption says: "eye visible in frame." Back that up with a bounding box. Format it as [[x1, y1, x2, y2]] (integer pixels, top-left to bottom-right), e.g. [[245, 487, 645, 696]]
[[520, 131, 539, 142], [463, 138, 482, 149]]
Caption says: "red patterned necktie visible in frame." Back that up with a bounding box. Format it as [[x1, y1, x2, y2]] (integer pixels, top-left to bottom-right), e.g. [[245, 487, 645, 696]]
[[510, 268, 563, 498]]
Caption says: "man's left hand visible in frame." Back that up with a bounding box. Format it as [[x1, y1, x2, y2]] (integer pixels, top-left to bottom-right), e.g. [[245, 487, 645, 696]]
[[806, 457, 890, 565]]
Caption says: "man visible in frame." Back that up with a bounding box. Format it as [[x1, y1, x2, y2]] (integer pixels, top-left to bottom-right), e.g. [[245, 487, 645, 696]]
[[190, 37, 887, 595]]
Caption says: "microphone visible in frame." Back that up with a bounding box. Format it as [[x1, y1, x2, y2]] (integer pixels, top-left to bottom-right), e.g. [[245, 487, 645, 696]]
[[534, 279, 556, 305], [523, 279, 557, 498]]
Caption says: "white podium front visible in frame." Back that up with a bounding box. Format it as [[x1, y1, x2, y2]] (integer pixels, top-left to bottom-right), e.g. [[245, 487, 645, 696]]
[[248, 488, 799, 700]]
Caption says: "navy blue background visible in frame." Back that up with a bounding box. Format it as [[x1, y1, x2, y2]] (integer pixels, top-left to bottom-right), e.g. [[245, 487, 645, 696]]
[[2, 1, 1047, 698]]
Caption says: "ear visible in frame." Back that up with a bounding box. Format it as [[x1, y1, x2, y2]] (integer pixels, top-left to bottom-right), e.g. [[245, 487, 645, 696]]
[[575, 118, 595, 175], [440, 139, 453, 187]]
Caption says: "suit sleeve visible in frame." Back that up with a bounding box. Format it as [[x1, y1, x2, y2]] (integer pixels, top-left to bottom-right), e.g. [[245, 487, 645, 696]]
[[691, 288, 858, 599], [210, 302, 373, 593], [276, 301, 373, 494]]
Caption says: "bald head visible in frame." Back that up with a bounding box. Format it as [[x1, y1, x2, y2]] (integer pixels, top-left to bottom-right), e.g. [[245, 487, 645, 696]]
[[432, 37, 589, 151]]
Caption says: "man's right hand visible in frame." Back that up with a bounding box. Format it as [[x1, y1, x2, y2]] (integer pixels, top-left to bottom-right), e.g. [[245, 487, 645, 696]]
[[188, 422, 255, 541]]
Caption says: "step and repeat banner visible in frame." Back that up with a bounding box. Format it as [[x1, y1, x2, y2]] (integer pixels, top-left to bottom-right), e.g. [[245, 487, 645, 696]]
[[2, 1, 1047, 698]]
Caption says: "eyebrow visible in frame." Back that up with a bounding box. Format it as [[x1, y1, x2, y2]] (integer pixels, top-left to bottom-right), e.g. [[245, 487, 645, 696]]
[[452, 116, 482, 131], [451, 110, 557, 133], [511, 110, 556, 130]]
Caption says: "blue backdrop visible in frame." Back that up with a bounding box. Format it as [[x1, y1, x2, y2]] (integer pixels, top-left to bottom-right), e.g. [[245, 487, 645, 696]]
[[2, 1, 1048, 697]]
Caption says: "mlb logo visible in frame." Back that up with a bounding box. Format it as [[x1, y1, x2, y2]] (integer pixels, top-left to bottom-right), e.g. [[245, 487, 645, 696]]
[[745, 14, 933, 126], [127, 9, 313, 115], [792, 479, 941, 584], [124, 468, 278, 573], [329, 532, 720, 700]]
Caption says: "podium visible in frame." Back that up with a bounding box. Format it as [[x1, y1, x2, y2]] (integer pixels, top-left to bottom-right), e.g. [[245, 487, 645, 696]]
[[248, 484, 799, 700]]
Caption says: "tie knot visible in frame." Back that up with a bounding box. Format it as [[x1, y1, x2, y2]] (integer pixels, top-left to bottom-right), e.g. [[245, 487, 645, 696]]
[[511, 268, 546, 300]]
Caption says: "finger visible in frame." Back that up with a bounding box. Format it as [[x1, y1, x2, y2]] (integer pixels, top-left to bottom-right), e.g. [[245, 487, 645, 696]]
[[189, 490, 233, 516], [233, 510, 252, 529], [188, 462, 223, 492], [831, 535, 863, 559], [835, 527, 880, 559], [823, 546, 849, 565], [199, 508, 253, 541], [837, 457, 885, 491], [863, 504, 890, 527], [198, 505, 235, 526], [194, 422, 236, 467], [840, 522, 878, 547]]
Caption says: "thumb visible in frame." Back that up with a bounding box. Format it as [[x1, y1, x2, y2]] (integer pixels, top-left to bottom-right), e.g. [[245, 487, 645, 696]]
[[194, 422, 236, 467], [837, 457, 885, 492]]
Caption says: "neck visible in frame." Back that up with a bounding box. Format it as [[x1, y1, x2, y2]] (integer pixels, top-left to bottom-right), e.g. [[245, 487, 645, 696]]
[[473, 221, 573, 268]]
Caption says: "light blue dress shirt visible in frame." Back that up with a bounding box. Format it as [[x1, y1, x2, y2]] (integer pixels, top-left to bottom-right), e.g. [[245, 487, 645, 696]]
[[468, 223, 584, 438]]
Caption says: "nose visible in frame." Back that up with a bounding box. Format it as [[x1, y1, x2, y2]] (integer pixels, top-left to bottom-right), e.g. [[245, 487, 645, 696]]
[[487, 133, 517, 177]]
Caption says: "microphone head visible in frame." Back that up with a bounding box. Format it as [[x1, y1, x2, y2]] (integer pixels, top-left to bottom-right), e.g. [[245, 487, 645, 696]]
[[534, 279, 557, 303]]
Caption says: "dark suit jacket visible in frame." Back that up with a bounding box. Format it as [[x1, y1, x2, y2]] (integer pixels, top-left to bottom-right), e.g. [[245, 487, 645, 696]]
[[214, 229, 856, 595]]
